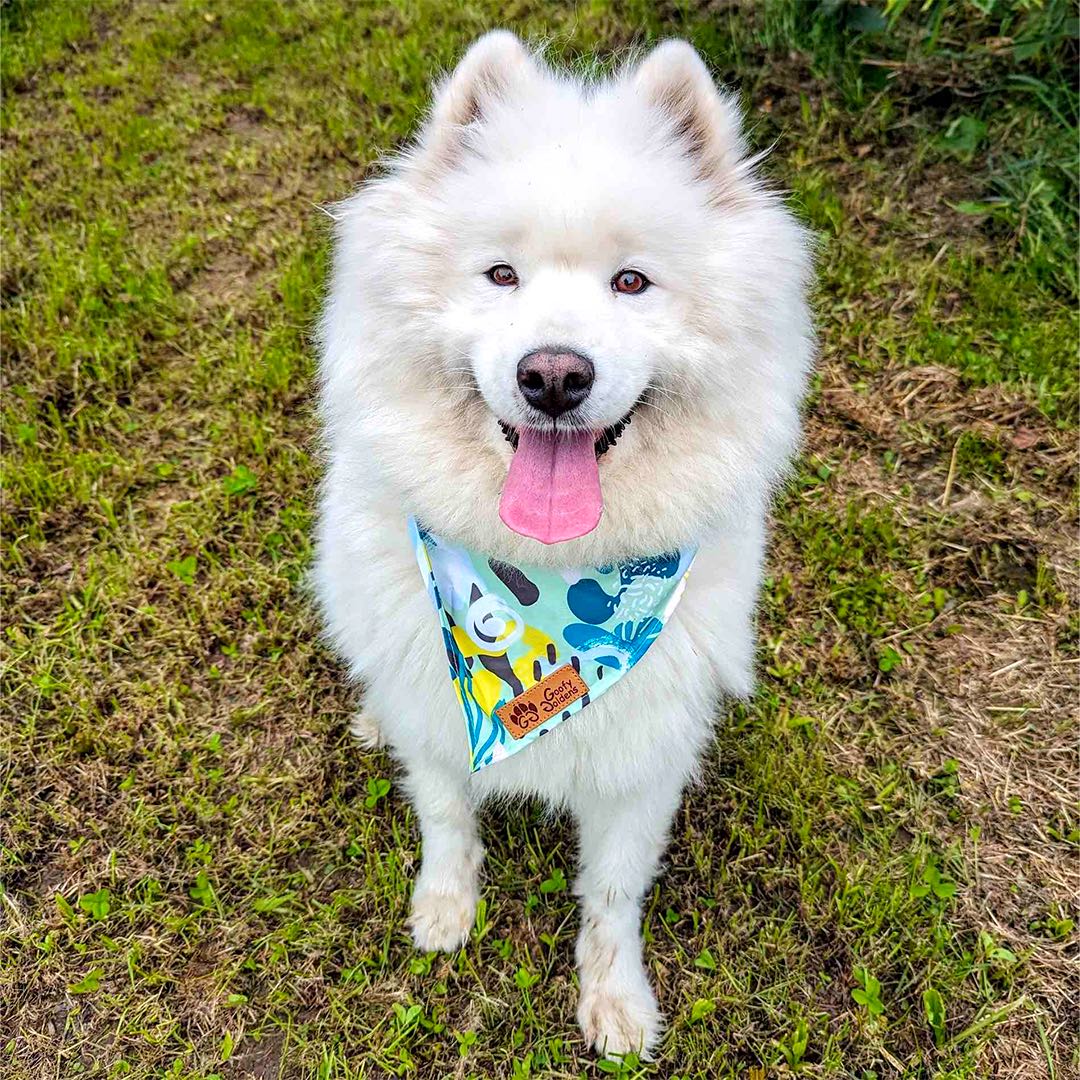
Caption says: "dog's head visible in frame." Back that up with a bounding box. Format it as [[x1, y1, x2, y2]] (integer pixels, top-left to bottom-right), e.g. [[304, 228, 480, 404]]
[[321, 33, 814, 564]]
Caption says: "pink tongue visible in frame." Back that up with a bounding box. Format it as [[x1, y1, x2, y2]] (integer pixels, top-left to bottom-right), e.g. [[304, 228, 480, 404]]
[[499, 427, 602, 544]]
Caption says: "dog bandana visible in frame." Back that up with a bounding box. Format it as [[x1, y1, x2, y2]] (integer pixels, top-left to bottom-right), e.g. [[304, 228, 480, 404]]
[[409, 517, 696, 772]]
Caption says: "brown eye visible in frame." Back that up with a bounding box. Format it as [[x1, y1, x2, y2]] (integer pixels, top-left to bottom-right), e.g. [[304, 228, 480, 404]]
[[613, 269, 649, 295], [487, 264, 518, 287]]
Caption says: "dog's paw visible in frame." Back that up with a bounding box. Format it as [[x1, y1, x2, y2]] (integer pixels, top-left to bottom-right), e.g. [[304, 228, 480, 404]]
[[348, 707, 384, 749], [577, 976, 663, 1059], [408, 886, 476, 952]]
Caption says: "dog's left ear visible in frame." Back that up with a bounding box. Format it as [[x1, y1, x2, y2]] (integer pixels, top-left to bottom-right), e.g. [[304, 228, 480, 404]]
[[633, 41, 747, 192], [418, 31, 537, 172]]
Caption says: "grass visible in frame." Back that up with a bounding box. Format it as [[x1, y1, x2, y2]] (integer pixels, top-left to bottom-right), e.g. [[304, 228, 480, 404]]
[[2, 1, 1077, 1077]]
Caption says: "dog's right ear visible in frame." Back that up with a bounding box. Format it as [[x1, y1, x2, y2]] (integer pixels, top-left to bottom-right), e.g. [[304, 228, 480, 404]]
[[418, 31, 536, 171]]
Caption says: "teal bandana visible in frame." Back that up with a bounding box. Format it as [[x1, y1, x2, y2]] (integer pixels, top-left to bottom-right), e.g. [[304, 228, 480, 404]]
[[409, 517, 696, 772]]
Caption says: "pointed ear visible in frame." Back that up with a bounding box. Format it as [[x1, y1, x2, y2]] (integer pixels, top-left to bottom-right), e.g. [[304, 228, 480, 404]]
[[633, 41, 748, 195], [420, 31, 537, 170]]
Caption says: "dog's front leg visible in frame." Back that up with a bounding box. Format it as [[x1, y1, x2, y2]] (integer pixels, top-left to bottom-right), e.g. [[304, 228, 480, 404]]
[[573, 780, 682, 1058], [402, 758, 483, 952]]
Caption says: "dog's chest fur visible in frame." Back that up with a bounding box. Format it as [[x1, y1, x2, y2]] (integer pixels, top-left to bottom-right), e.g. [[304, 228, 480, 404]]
[[315, 475, 763, 805]]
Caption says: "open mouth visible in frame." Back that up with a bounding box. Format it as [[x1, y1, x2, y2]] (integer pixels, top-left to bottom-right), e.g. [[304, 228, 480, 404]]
[[496, 410, 634, 546], [497, 411, 632, 458]]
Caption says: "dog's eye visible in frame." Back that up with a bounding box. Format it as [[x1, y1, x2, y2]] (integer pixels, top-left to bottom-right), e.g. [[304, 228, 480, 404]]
[[612, 269, 650, 295], [486, 264, 518, 287]]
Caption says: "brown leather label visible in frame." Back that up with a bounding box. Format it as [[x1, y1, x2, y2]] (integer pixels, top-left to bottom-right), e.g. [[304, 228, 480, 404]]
[[496, 664, 589, 739]]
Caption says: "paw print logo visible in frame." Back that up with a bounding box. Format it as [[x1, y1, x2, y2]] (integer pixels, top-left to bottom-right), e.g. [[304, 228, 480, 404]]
[[508, 700, 539, 727]]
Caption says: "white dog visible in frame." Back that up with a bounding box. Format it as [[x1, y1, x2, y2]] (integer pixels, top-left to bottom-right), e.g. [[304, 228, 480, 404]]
[[314, 32, 813, 1056]]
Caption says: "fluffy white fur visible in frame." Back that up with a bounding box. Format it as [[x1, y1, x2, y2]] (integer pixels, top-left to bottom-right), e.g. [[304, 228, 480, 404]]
[[314, 33, 813, 1057]]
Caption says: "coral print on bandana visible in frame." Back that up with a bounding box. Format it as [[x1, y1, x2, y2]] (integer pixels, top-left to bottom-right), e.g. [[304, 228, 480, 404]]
[[409, 518, 696, 771]]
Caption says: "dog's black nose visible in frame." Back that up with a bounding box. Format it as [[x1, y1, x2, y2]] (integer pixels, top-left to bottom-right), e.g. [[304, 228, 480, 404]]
[[517, 350, 594, 418]]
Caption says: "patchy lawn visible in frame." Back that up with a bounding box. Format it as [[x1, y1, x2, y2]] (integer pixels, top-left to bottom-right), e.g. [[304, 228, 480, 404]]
[[2, 1, 1076, 1078]]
